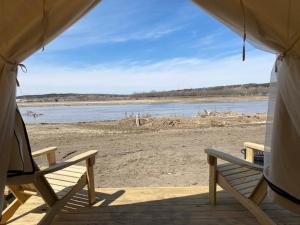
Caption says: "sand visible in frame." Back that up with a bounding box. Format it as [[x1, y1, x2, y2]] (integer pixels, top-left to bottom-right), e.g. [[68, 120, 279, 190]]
[[26, 112, 266, 188]]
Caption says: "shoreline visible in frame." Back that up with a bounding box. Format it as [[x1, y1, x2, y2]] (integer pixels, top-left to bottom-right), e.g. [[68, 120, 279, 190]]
[[24, 113, 268, 126], [18, 96, 268, 107]]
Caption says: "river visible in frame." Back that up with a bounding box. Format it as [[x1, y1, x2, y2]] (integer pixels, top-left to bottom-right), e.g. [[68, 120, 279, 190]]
[[19, 100, 268, 124]]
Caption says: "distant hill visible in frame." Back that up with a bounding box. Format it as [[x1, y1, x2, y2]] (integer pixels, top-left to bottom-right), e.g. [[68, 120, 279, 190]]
[[131, 83, 270, 98], [17, 93, 127, 102], [17, 83, 270, 102]]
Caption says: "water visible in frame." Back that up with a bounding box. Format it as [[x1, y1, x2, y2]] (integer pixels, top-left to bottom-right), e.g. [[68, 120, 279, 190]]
[[20, 100, 268, 124]]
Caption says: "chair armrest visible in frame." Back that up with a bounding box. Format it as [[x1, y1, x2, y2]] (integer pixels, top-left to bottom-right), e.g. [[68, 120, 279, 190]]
[[205, 148, 263, 172], [32, 147, 57, 165], [37, 150, 98, 175], [244, 142, 265, 152], [243, 142, 265, 163], [32, 147, 57, 157]]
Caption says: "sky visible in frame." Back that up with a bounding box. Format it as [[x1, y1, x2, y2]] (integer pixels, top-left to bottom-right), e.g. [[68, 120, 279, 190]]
[[19, 0, 275, 95]]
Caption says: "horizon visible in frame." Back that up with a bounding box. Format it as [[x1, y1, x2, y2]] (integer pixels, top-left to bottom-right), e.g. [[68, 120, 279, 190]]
[[18, 0, 275, 96]]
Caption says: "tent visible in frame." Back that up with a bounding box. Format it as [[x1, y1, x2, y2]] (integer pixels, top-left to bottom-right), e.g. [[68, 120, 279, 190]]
[[1, 0, 299, 217], [193, 0, 300, 213], [0, 0, 100, 215]]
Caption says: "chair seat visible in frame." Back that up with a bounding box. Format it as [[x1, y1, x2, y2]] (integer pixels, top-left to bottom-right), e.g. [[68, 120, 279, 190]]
[[45, 165, 86, 198], [217, 163, 263, 198], [20, 165, 86, 199]]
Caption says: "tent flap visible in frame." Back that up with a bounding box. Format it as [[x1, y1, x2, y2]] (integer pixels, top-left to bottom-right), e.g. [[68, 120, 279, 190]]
[[0, 0, 100, 215], [193, 0, 300, 212]]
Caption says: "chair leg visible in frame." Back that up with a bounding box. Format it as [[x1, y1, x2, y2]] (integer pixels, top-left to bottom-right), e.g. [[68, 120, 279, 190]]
[[207, 155, 217, 205], [218, 175, 276, 225], [250, 178, 268, 205], [0, 187, 31, 224], [38, 174, 88, 225], [86, 156, 96, 205], [0, 199, 23, 224], [34, 176, 58, 207]]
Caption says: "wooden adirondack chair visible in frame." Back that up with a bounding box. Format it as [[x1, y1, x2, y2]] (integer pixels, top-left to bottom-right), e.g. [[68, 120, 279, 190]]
[[1, 147, 98, 225], [205, 142, 276, 225]]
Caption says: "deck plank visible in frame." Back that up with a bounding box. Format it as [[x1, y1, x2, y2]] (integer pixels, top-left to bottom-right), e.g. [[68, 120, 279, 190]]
[[6, 187, 300, 225]]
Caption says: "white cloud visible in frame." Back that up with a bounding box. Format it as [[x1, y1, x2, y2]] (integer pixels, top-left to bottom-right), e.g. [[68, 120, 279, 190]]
[[46, 25, 182, 51], [17, 50, 275, 95], [43, 0, 188, 52]]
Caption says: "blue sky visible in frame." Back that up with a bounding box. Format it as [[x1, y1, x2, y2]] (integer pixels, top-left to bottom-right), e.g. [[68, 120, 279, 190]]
[[19, 0, 275, 95]]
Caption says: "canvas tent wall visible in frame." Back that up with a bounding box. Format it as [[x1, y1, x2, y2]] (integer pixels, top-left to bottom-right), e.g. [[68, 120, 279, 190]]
[[0, 0, 100, 215], [193, 0, 300, 213]]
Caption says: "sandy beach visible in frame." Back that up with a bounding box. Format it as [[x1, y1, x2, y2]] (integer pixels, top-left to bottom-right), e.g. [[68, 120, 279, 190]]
[[27, 111, 266, 188]]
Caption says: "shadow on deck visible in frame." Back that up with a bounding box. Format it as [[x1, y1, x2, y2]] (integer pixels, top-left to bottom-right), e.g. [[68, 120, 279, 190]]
[[6, 187, 300, 225]]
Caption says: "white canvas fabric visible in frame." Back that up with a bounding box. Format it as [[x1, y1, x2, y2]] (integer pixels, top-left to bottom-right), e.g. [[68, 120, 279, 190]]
[[0, 0, 100, 215], [193, 0, 300, 213]]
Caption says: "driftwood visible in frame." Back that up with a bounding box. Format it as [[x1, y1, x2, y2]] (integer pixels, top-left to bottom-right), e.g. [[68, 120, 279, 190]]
[[26, 110, 43, 118], [135, 114, 140, 127]]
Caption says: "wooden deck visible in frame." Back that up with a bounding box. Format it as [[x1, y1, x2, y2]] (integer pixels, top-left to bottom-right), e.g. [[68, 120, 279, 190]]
[[6, 186, 300, 225]]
